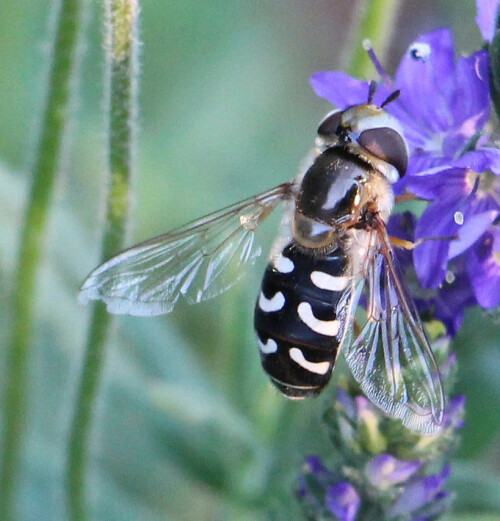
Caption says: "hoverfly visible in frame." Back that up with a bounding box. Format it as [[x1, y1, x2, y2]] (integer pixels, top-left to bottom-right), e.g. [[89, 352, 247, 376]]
[[80, 84, 444, 434]]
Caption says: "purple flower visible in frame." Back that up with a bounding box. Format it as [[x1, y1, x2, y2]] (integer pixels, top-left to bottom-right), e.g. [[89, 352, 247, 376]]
[[438, 348, 457, 381], [476, 0, 500, 41], [311, 29, 491, 193], [336, 387, 357, 421], [443, 395, 466, 429], [433, 270, 477, 336], [386, 213, 476, 336], [305, 455, 334, 483], [466, 227, 500, 307], [387, 465, 451, 519], [297, 456, 337, 507], [355, 395, 381, 432], [298, 348, 463, 520], [384, 149, 500, 322], [366, 454, 421, 489], [386, 212, 416, 270], [325, 482, 361, 521], [388, 31, 489, 176], [412, 153, 500, 289], [311, 26, 500, 320]]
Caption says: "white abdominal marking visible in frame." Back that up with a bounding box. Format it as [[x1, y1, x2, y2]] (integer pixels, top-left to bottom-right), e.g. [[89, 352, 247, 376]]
[[258, 337, 278, 354], [289, 347, 330, 375], [310, 271, 349, 291], [297, 302, 340, 336], [274, 253, 294, 273], [258, 291, 285, 312]]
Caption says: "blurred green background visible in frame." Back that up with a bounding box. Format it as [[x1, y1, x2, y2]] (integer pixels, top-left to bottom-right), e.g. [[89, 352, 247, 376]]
[[1, 1, 499, 520]]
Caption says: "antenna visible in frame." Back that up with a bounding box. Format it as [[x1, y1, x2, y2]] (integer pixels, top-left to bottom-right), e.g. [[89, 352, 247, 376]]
[[380, 89, 401, 108], [367, 80, 377, 104]]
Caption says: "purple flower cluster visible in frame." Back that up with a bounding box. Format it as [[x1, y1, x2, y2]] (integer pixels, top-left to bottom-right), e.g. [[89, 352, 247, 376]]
[[297, 401, 463, 521], [310, 0, 500, 336], [296, 4, 498, 519], [297, 355, 465, 521]]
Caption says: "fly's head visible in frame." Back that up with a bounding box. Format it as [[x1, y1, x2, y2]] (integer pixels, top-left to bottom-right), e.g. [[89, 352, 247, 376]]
[[316, 101, 409, 185], [293, 100, 407, 251]]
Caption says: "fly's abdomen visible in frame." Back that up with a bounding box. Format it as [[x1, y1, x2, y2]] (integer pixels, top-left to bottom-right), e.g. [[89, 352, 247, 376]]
[[254, 242, 349, 398]]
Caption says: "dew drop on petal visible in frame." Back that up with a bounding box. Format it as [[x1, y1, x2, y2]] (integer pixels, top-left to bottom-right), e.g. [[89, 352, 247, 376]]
[[453, 211, 464, 225]]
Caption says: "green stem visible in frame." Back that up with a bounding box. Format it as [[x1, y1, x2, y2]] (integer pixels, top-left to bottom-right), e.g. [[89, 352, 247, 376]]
[[0, 1, 86, 519], [345, 0, 401, 78], [66, 2, 138, 520]]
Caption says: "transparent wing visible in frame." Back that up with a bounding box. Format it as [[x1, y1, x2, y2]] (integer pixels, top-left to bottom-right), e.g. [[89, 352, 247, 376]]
[[80, 183, 293, 316], [339, 225, 445, 434]]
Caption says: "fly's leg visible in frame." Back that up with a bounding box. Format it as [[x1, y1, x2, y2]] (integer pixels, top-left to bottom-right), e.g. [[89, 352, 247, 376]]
[[389, 235, 458, 251]]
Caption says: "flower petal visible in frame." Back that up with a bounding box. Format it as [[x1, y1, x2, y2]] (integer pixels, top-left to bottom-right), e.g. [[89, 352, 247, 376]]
[[453, 147, 500, 175], [434, 270, 477, 336], [467, 229, 500, 307], [406, 154, 451, 178], [389, 465, 450, 516], [325, 482, 361, 521], [394, 29, 456, 134], [337, 387, 357, 420], [310, 71, 369, 108], [449, 51, 490, 133], [306, 455, 330, 477], [443, 395, 466, 429], [366, 454, 421, 489], [476, 0, 499, 41], [414, 198, 463, 287], [405, 166, 468, 200], [387, 212, 416, 269], [449, 210, 498, 258]]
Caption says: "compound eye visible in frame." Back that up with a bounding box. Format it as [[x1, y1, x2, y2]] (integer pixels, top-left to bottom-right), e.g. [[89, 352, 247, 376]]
[[317, 110, 343, 137], [358, 127, 408, 177]]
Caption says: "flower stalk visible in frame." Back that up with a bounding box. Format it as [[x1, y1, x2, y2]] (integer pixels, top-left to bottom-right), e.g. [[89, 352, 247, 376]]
[[66, 2, 139, 520], [0, 1, 86, 519]]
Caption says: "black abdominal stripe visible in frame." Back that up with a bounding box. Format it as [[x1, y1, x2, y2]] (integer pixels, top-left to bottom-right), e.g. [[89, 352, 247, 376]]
[[254, 242, 349, 398]]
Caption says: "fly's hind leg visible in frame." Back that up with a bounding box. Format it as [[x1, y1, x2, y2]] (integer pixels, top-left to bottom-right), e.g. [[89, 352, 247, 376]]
[[391, 193, 458, 249], [389, 234, 458, 251]]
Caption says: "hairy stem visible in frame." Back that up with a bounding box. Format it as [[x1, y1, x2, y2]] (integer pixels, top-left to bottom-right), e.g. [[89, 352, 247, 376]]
[[0, 1, 86, 519], [345, 0, 401, 78], [66, 1, 139, 520]]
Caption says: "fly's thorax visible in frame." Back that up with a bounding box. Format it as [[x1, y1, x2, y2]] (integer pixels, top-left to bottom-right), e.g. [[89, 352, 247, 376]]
[[293, 147, 368, 248], [292, 146, 394, 250], [359, 169, 394, 225]]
